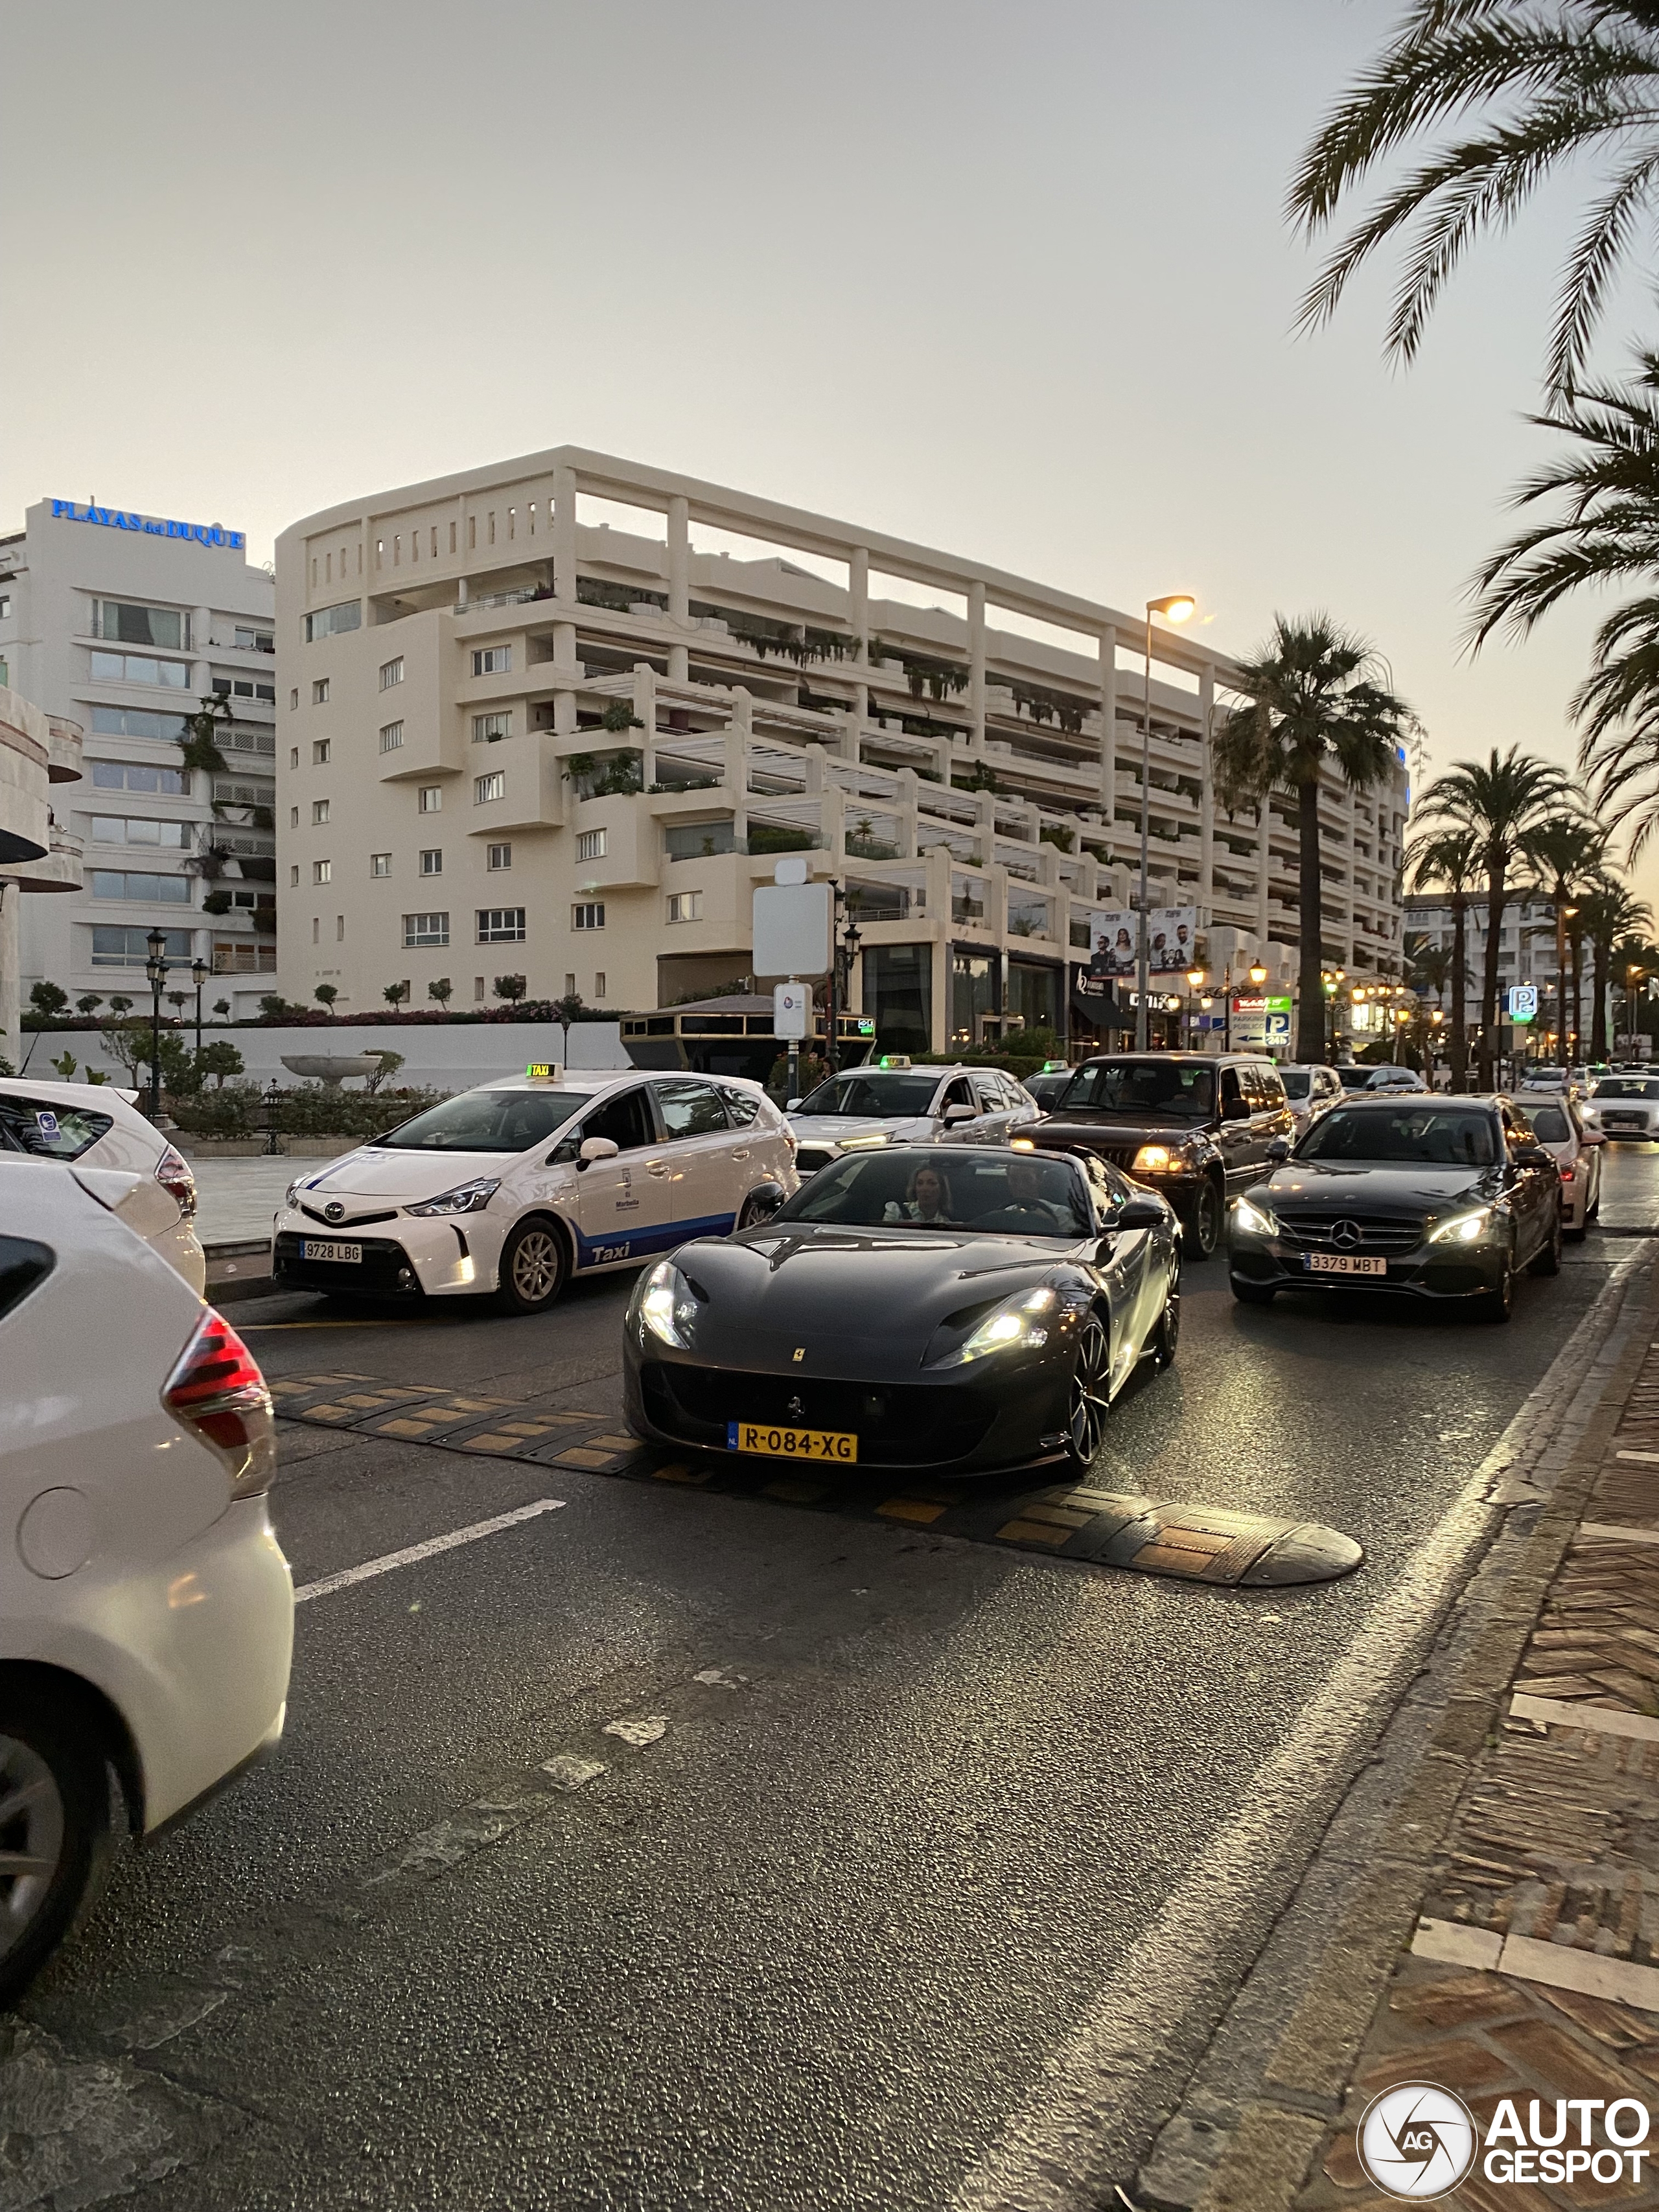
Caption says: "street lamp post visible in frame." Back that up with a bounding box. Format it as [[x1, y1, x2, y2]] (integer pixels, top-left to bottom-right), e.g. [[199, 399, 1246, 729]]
[[1136, 594, 1197, 1049], [144, 926, 168, 1121], [1186, 966, 1205, 1050], [1555, 901, 1577, 1067], [191, 956, 211, 1062]]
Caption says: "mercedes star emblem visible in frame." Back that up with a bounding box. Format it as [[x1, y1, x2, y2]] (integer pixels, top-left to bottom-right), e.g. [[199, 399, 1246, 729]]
[[1330, 1218, 1362, 1250]]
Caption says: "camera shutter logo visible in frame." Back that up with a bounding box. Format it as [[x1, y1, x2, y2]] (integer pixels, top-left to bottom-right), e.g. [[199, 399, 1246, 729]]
[[1356, 2082, 1477, 2198]]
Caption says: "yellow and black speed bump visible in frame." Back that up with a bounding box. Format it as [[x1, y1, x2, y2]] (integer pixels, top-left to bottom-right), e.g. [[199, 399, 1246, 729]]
[[272, 1374, 1361, 1587]]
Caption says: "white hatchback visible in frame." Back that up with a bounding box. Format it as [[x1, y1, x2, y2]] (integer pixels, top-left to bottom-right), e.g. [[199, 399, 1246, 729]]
[[273, 1068, 798, 1313], [0, 1161, 293, 2001], [1583, 1073, 1659, 1139], [1514, 1091, 1603, 1239], [0, 1075, 205, 1293]]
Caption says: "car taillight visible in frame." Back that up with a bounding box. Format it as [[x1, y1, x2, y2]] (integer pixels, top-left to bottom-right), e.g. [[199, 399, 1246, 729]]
[[1561, 1165, 1575, 1182], [156, 1143, 197, 1219], [162, 1309, 275, 1499]]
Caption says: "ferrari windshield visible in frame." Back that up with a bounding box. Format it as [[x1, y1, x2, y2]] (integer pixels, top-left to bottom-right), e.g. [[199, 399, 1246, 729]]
[[777, 1147, 1093, 1237], [795, 1071, 941, 1117], [1059, 1060, 1214, 1117], [1298, 1106, 1499, 1166], [371, 1088, 594, 1152]]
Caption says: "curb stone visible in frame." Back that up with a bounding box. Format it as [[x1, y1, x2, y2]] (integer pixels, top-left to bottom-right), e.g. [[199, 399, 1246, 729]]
[[1146, 1252, 1659, 2212]]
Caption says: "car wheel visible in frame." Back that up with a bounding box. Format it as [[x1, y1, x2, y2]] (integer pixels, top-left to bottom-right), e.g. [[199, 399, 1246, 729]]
[[496, 1217, 568, 1315], [1179, 1179, 1223, 1259], [1150, 1276, 1181, 1366], [1230, 1276, 1275, 1307], [1480, 1238, 1517, 1323], [1529, 1206, 1563, 1276], [0, 1691, 113, 2008], [1064, 1314, 1112, 1470]]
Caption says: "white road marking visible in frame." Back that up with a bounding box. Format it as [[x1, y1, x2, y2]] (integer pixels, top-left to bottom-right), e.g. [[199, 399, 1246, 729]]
[[1511, 1691, 1659, 1741], [294, 1499, 564, 1604], [950, 1244, 1648, 2212], [603, 1715, 668, 1745], [1616, 1448, 1659, 1464], [1579, 1520, 1659, 1546], [1411, 1918, 1502, 1970], [1415, 1918, 1659, 2011]]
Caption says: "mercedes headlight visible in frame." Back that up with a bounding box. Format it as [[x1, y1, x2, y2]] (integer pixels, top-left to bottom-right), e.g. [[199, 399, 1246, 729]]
[[1132, 1143, 1180, 1173], [1430, 1207, 1492, 1244], [931, 1284, 1057, 1368], [638, 1260, 698, 1350], [406, 1176, 501, 1217], [1233, 1197, 1278, 1237]]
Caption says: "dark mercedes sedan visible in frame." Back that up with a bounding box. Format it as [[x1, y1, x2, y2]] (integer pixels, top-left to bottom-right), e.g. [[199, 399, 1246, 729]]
[[1227, 1095, 1562, 1321], [623, 1143, 1181, 1477]]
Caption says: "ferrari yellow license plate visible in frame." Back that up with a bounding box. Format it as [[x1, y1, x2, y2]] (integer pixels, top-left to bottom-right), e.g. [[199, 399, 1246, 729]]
[[726, 1421, 857, 1463]]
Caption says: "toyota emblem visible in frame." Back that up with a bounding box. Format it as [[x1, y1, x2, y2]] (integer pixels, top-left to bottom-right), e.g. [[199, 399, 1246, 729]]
[[324, 1201, 345, 1224], [1330, 1218, 1362, 1250]]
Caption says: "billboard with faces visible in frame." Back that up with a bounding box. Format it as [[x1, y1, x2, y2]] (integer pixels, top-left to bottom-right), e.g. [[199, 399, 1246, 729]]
[[1090, 907, 1198, 976]]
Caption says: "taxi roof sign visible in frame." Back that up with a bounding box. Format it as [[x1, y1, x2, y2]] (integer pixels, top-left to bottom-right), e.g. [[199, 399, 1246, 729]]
[[525, 1062, 557, 1080]]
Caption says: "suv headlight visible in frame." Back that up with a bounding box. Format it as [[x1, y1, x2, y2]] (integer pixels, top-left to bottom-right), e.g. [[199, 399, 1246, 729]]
[[929, 1284, 1057, 1368], [1132, 1143, 1183, 1173], [638, 1260, 697, 1349], [1233, 1197, 1278, 1237], [1430, 1207, 1492, 1244], [406, 1176, 501, 1217]]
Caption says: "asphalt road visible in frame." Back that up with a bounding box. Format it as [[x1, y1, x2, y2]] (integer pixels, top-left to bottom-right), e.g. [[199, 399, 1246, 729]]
[[14, 1145, 1659, 2212]]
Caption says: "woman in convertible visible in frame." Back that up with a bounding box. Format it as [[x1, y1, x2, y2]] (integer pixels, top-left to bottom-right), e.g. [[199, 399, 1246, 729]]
[[885, 1160, 955, 1225]]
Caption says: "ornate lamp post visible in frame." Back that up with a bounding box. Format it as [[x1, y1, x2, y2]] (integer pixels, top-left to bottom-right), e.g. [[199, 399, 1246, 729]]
[[144, 926, 169, 1119], [191, 955, 211, 1061]]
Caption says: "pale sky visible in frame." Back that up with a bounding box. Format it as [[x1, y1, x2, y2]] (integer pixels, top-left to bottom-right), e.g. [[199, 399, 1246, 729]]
[[5, 1, 1651, 905]]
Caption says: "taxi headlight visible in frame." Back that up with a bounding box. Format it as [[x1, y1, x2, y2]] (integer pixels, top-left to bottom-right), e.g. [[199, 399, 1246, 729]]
[[1233, 1197, 1278, 1238], [638, 1260, 697, 1350], [1430, 1207, 1492, 1244], [929, 1285, 1056, 1369], [406, 1176, 501, 1217], [1132, 1143, 1178, 1173], [284, 1178, 304, 1208]]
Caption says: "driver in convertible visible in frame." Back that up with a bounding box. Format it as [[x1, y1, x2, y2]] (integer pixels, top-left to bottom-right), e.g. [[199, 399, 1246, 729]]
[[972, 1156, 1071, 1235]]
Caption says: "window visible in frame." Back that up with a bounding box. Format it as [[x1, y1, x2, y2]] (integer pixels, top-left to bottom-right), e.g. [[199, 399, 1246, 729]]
[[477, 907, 526, 943], [575, 828, 607, 861], [89, 759, 187, 795], [91, 924, 192, 968], [313, 859, 332, 884], [664, 821, 735, 861], [474, 975, 485, 999], [89, 706, 189, 742], [312, 738, 331, 765], [719, 1085, 762, 1126], [475, 771, 505, 804], [573, 902, 605, 930], [472, 712, 511, 743], [371, 852, 391, 877], [379, 657, 404, 690], [289, 807, 300, 828], [419, 786, 442, 813], [565, 973, 577, 995], [211, 939, 277, 975], [420, 848, 443, 876], [290, 865, 299, 885], [403, 912, 449, 948], [312, 799, 330, 824], [92, 600, 187, 651], [235, 627, 275, 652], [655, 1081, 730, 1137], [666, 891, 702, 923], [312, 916, 319, 944], [290, 746, 300, 767], [379, 721, 404, 753], [487, 842, 512, 870], [290, 688, 299, 709], [471, 646, 511, 675], [562, 1088, 653, 1157], [594, 972, 607, 998], [312, 679, 330, 704], [90, 650, 188, 688], [90, 870, 191, 902], [305, 601, 361, 643], [90, 816, 191, 848]]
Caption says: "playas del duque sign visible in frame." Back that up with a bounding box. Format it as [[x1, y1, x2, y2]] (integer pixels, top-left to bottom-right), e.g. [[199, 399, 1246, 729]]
[[49, 499, 244, 550]]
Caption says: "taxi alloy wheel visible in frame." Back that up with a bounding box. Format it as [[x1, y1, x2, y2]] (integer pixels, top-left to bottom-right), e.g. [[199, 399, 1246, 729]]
[[0, 1699, 111, 2007], [498, 1217, 568, 1314], [1066, 1316, 1112, 1468]]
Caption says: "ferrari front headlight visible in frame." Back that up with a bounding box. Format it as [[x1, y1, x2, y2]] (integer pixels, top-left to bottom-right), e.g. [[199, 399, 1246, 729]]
[[931, 1284, 1057, 1368], [638, 1260, 697, 1349], [1430, 1207, 1492, 1244], [1233, 1197, 1278, 1237]]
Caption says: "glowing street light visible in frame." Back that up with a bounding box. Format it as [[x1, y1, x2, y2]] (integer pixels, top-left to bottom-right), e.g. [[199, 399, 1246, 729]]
[[1136, 593, 1198, 1048]]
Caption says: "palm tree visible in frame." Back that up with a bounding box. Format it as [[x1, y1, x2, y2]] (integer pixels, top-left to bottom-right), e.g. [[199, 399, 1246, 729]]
[[1522, 811, 1609, 1064], [1581, 880, 1656, 1056], [1213, 615, 1414, 1063], [1290, 4, 1659, 397], [1407, 824, 1481, 1090], [1413, 747, 1570, 1086]]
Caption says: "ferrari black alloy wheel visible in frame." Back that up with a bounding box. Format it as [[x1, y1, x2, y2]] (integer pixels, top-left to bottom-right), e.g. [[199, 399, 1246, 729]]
[[1065, 1314, 1111, 1469], [1150, 1280, 1180, 1366]]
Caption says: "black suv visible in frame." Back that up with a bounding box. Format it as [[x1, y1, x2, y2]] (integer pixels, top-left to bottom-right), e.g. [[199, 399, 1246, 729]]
[[1028, 1051, 1295, 1256]]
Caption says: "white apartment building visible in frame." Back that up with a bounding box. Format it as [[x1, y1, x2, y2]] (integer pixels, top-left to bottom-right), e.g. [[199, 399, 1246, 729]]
[[0, 683, 82, 1069], [1406, 891, 1572, 1027], [0, 498, 278, 1017], [275, 450, 1408, 1053]]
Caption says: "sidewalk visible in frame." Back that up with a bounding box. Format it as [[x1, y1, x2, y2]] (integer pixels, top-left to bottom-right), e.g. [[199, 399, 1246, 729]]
[[1191, 1257, 1659, 2211]]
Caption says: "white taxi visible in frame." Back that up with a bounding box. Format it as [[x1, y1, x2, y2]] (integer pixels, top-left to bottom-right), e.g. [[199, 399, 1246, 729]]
[[0, 1075, 205, 1294], [272, 1067, 797, 1314]]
